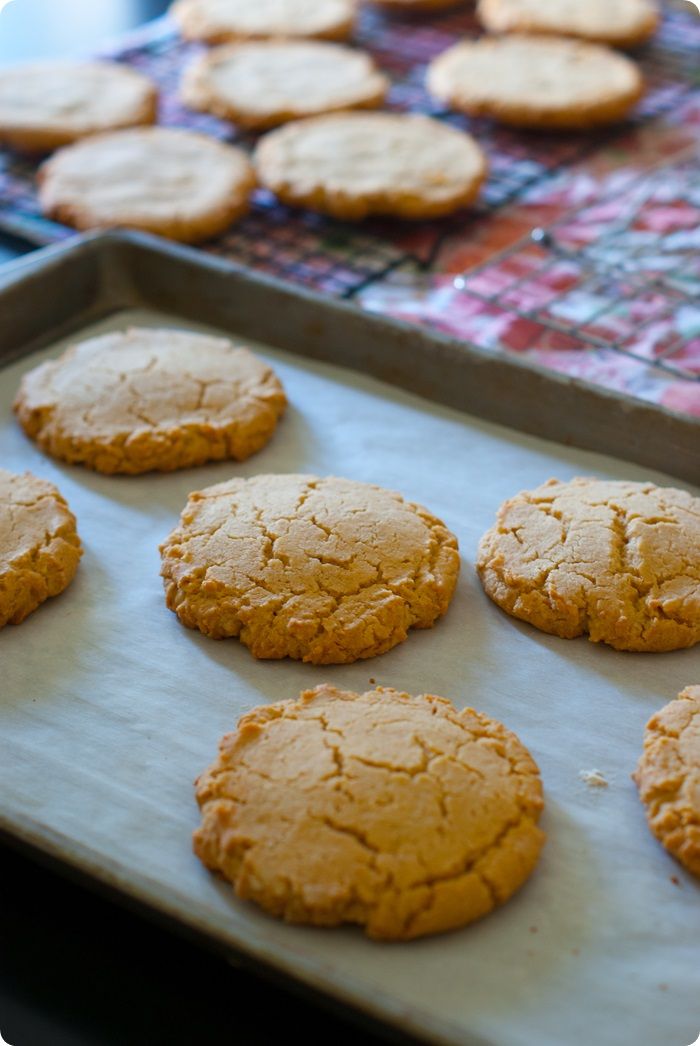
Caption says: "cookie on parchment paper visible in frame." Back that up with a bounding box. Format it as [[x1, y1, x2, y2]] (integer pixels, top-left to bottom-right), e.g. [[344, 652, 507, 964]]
[[477, 477, 700, 653], [160, 473, 460, 663], [0, 468, 82, 629], [0, 61, 157, 153], [255, 112, 487, 220], [37, 127, 255, 243], [14, 328, 286, 475], [181, 41, 389, 130], [194, 684, 546, 939], [633, 686, 700, 878], [477, 0, 659, 48], [427, 35, 644, 130], [170, 0, 356, 44]]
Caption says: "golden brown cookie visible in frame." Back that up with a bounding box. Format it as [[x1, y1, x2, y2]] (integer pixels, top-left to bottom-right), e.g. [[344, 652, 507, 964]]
[[0, 61, 157, 154], [427, 36, 644, 131], [477, 477, 700, 653], [0, 468, 82, 628], [160, 474, 460, 663], [37, 127, 255, 243], [478, 0, 659, 48], [633, 686, 700, 878], [194, 684, 546, 939], [181, 41, 389, 130], [254, 112, 487, 220], [171, 0, 356, 44], [14, 327, 286, 475]]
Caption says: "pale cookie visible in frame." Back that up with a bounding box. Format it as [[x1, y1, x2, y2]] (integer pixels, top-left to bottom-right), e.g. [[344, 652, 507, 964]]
[[254, 112, 487, 220], [0, 61, 157, 154], [171, 0, 355, 43], [477, 477, 700, 653], [14, 328, 286, 475], [0, 468, 82, 628], [427, 36, 644, 131], [160, 474, 460, 663], [633, 686, 700, 878], [181, 41, 389, 130], [478, 0, 659, 48], [194, 684, 545, 939], [37, 127, 255, 243]]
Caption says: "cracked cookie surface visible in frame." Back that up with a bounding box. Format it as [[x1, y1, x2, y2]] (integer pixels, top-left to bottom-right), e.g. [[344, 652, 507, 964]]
[[160, 473, 459, 663], [0, 61, 157, 153], [633, 686, 700, 878], [477, 0, 659, 48], [427, 36, 644, 131], [0, 467, 82, 628], [254, 112, 487, 221], [171, 0, 356, 43], [14, 327, 286, 475], [194, 684, 545, 939], [477, 477, 700, 652], [37, 127, 255, 242], [181, 41, 388, 130]]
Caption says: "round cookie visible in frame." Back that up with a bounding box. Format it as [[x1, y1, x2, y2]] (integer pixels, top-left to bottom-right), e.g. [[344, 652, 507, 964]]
[[427, 36, 644, 131], [170, 0, 356, 43], [477, 0, 659, 48], [633, 686, 700, 878], [194, 684, 546, 939], [160, 473, 460, 663], [181, 41, 389, 130], [14, 327, 287, 475], [476, 477, 700, 653], [254, 112, 487, 220], [0, 468, 82, 628], [0, 61, 157, 154], [37, 127, 256, 243]]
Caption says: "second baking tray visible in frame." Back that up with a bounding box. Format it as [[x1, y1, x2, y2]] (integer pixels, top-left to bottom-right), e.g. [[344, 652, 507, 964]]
[[0, 231, 699, 1046]]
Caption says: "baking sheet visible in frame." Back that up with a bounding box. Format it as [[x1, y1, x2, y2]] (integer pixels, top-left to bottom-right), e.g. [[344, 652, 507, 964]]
[[1, 306, 699, 1046]]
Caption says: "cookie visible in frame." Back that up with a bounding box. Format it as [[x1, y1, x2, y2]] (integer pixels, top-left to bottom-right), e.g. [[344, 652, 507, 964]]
[[427, 36, 644, 131], [254, 112, 487, 220], [194, 684, 545, 939], [633, 686, 700, 878], [478, 0, 659, 48], [477, 477, 700, 653], [171, 0, 355, 44], [0, 61, 157, 153], [14, 327, 286, 475], [0, 468, 82, 628], [160, 474, 460, 663], [37, 127, 256, 243], [181, 41, 389, 130]]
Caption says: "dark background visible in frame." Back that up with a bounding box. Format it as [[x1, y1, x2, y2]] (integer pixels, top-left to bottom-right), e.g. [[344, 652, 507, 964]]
[[0, 3, 404, 1044]]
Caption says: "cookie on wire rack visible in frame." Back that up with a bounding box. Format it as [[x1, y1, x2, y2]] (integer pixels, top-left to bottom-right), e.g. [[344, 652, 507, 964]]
[[477, 0, 659, 48], [254, 111, 487, 220], [0, 61, 157, 153], [37, 127, 256, 243], [170, 0, 356, 44], [194, 683, 546, 939], [427, 35, 644, 130], [181, 41, 389, 130]]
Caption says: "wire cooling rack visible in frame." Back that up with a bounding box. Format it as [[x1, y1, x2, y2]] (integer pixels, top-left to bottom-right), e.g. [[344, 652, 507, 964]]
[[1, 1, 699, 415]]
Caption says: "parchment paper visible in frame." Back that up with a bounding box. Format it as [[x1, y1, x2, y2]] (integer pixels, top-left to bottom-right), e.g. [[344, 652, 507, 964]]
[[1, 308, 699, 1046]]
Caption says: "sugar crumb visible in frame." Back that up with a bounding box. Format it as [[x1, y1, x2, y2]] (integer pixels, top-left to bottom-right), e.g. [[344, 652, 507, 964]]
[[579, 768, 608, 788]]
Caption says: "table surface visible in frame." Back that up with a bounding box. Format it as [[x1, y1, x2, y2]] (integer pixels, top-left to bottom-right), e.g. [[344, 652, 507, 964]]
[[0, 4, 397, 1045]]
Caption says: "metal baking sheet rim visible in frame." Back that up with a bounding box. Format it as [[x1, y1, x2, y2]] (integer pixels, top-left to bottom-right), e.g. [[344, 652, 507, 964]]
[[0, 229, 697, 485]]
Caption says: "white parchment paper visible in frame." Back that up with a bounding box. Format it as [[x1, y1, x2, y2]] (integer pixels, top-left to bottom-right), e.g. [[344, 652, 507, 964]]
[[1, 307, 699, 1046]]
